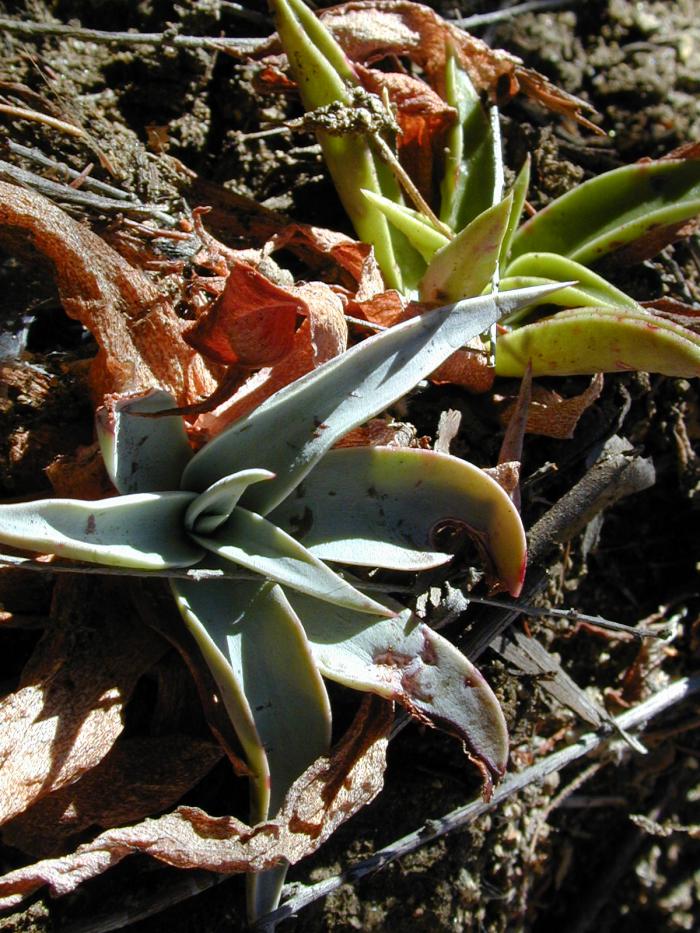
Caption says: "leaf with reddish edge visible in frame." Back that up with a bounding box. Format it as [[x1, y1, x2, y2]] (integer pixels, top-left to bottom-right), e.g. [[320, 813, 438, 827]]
[[284, 590, 509, 791], [268, 446, 527, 596]]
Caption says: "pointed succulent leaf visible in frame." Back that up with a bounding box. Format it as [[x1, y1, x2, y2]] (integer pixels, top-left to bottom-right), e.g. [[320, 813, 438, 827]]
[[0, 492, 201, 568], [495, 306, 700, 377], [185, 469, 275, 535], [439, 50, 499, 231], [172, 577, 331, 819], [420, 195, 513, 302], [500, 155, 531, 262], [285, 590, 509, 783], [360, 188, 448, 264], [269, 447, 526, 596], [191, 507, 393, 617], [500, 252, 641, 325], [96, 389, 193, 495], [508, 157, 700, 265], [182, 283, 566, 513]]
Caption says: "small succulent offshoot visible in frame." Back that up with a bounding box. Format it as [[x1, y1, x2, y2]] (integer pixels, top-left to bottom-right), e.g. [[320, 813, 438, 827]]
[[271, 0, 700, 379]]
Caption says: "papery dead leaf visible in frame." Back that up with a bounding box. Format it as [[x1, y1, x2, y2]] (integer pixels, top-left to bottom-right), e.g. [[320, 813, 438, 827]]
[[335, 417, 420, 448], [484, 461, 521, 499], [192, 319, 316, 439], [0, 182, 216, 405], [3, 735, 224, 857], [293, 281, 348, 364], [185, 261, 302, 367], [0, 696, 392, 910], [430, 338, 495, 393], [346, 288, 409, 327], [318, 1, 597, 128], [0, 577, 165, 827], [270, 223, 385, 297], [498, 373, 604, 439]]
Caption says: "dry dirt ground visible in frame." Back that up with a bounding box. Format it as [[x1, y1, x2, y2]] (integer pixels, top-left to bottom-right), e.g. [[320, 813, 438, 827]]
[[0, 1, 699, 931]]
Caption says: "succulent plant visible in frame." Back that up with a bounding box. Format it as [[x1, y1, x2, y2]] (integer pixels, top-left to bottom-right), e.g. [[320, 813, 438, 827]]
[[0, 281, 558, 920], [271, 0, 700, 380]]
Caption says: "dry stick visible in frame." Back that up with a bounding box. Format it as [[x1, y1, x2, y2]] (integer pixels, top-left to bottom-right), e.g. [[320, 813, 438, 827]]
[[5, 140, 139, 202], [0, 16, 262, 53], [56, 674, 700, 933], [461, 436, 656, 660], [0, 158, 178, 227], [252, 673, 700, 931], [455, 0, 586, 29], [0, 103, 86, 139]]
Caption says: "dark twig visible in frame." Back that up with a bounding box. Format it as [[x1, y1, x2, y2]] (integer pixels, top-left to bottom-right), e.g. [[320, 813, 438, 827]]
[[454, 0, 586, 29], [0, 158, 178, 226], [5, 141, 139, 202], [0, 16, 262, 54], [253, 674, 700, 931]]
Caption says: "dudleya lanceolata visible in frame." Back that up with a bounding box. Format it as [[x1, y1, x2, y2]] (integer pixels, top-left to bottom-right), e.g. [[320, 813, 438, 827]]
[[0, 282, 560, 919]]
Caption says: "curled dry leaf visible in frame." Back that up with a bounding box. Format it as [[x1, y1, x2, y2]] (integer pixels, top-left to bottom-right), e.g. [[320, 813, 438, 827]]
[[270, 223, 385, 297], [3, 735, 224, 858], [0, 181, 216, 405], [0, 577, 165, 827], [497, 373, 605, 440], [317, 0, 597, 128], [0, 696, 392, 911]]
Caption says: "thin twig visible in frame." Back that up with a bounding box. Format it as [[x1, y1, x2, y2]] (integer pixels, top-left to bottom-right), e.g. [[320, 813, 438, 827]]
[[0, 15, 262, 54], [5, 140, 139, 202], [464, 595, 665, 641], [455, 0, 586, 29], [0, 102, 86, 139], [252, 674, 700, 930], [0, 158, 178, 226]]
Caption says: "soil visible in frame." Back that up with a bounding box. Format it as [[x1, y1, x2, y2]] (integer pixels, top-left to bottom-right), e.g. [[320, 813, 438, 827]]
[[0, 2, 699, 932]]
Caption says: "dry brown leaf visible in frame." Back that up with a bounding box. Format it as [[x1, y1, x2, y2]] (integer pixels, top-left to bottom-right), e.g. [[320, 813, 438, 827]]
[[346, 288, 409, 327], [0, 182, 216, 405], [335, 417, 420, 448], [3, 736, 224, 858], [0, 577, 165, 827], [270, 223, 385, 297], [484, 461, 521, 499], [192, 319, 316, 439], [318, 1, 597, 128], [0, 696, 392, 910], [498, 373, 604, 439], [430, 338, 495, 393], [185, 260, 302, 367], [292, 281, 348, 364], [45, 443, 115, 500]]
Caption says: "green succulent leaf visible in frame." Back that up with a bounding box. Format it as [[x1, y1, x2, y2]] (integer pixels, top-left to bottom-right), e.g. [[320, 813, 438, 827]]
[[361, 188, 448, 264], [182, 283, 566, 513], [96, 389, 193, 495], [285, 590, 509, 782], [172, 576, 331, 818], [508, 157, 700, 266], [269, 446, 526, 596], [495, 305, 700, 377], [271, 0, 412, 291], [420, 195, 513, 302], [499, 252, 641, 325], [185, 469, 275, 535], [191, 507, 393, 617], [439, 50, 500, 231], [500, 155, 531, 262], [0, 492, 201, 568]]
